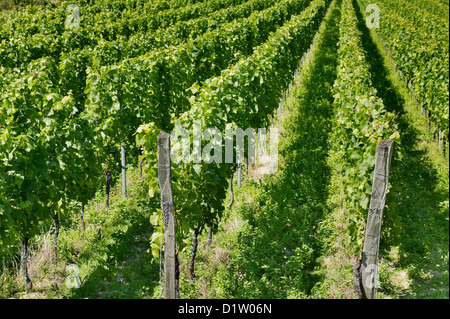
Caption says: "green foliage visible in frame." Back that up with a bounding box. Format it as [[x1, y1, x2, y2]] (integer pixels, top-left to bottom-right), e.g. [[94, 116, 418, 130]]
[[3, 0, 279, 255], [138, 0, 330, 260], [359, 0, 449, 135], [57, 166, 160, 299], [330, 0, 399, 252], [0, 0, 447, 299], [208, 0, 342, 298]]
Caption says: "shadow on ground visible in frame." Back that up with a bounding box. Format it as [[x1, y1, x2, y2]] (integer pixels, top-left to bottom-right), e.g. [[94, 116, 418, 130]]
[[354, 0, 449, 298]]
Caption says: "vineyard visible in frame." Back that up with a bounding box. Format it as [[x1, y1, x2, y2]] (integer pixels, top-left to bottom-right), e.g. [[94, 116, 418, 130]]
[[0, 0, 448, 300]]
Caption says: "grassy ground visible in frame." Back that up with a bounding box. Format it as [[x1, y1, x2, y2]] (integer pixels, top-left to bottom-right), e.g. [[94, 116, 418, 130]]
[[175, 0, 449, 299], [60, 167, 160, 299], [0, 0, 447, 299], [176, 0, 343, 299], [0, 165, 162, 299], [352, 0, 449, 298]]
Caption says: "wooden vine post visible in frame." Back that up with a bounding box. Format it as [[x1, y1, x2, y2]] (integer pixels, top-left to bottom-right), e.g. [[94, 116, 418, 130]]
[[121, 145, 127, 199], [20, 237, 32, 292], [157, 131, 177, 299], [237, 153, 242, 187], [80, 204, 86, 231], [357, 140, 394, 299], [103, 165, 112, 211]]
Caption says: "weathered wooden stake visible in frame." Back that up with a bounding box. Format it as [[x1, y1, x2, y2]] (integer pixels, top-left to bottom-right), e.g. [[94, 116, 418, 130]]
[[428, 111, 431, 131], [80, 204, 85, 231], [103, 165, 111, 211], [158, 131, 177, 299], [53, 213, 60, 261], [438, 129, 442, 150], [229, 173, 234, 208], [121, 145, 127, 199], [237, 153, 242, 187], [139, 146, 144, 177], [20, 237, 32, 292], [207, 226, 212, 249], [359, 140, 394, 299], [245, 157, 249, 176]]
